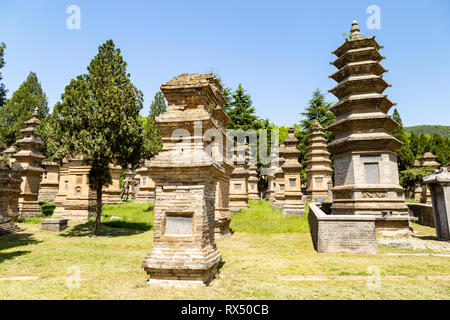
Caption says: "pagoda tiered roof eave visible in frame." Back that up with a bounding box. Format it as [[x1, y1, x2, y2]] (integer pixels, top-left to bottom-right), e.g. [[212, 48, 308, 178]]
[[329, 60, 388, 83], [329, 93, 395, 116], [327, 114, 400, 135], [327, 134, 403, 154], [332, 36, 382, 57], [331, 47, 385, 69], [329, 74, 390, 99]]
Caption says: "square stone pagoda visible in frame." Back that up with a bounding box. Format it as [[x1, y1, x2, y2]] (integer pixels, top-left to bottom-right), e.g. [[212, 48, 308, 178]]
[[142, 74, 226, 287]]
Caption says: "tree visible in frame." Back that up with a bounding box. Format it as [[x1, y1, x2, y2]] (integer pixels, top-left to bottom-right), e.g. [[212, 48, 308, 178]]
[[226, 84, 261, 131], [0, 42, 6, 109], [400, 166, 434, 195], [391, 108, 414, 171], [0, 72, 49, 147], [142, 91, 167, 159], [49, 40, 143, 235]]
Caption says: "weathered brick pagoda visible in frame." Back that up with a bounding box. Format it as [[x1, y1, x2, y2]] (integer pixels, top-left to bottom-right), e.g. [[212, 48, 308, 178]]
[[328, 20, 410, 234], [13, 108, 45, 218], [135, 160, 156, 203], [102, 163, 122, 204], [306, 121, 333, 202], [273, 144, 286, 210], [281, 128, 305, 216], [142, 74, 225, 287], [228, 145, 250, 212], [38, 161, 60, 202], [247, 162, 259, 200]]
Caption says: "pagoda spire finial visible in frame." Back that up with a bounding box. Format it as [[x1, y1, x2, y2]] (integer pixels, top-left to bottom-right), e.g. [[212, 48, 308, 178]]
[[350, 20, 363, 40], [32, 106, 39, 119]]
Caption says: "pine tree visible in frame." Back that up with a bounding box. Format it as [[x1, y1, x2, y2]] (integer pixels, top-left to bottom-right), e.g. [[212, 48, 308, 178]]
[[391, 108, 414, 171], [142, 91, 167, 159], [0, 42, 6, 109], [226, 84, 260, 131], [0, 72, 49, 147], [49, 40, 143, 235]]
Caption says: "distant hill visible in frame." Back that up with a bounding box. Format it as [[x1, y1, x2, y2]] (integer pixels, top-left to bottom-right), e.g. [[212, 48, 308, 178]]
[[404, 125, 450, 138]]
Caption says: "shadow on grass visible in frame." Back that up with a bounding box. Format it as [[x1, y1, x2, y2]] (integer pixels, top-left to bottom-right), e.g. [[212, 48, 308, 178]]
[[413, 235, 441, 241], [0, 233, 41, 263], [59, 221, 152, 238]]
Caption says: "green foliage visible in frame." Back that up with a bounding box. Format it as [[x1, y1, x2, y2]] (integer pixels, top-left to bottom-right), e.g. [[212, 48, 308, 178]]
[[405, 125, 450, 139], [400, 166, 435, 195], [226, 84, 261, 131], [0, 42, 6, 109], [48, 39, 144, 235], [391, 109, 415, 171], [231, 200, 310, 234], [39, 202, 55, 216], [142, 91, 167, 159], [100, 201, 153, 231], [0, 72, 48, 147]]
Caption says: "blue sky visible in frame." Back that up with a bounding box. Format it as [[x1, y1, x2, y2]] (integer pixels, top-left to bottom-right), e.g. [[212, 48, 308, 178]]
[[1, 0, 449, 127]]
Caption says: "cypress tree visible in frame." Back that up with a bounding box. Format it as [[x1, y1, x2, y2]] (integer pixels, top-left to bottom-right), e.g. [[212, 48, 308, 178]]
[[142, 91, 167, 159]]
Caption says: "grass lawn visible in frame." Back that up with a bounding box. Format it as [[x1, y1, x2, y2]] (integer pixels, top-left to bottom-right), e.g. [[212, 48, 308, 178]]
[[0, 200, 449, 300]]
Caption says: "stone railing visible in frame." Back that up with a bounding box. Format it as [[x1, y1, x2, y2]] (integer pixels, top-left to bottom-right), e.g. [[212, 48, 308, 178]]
[[407, 203, 435, 228], [308, 203, 378, 254]]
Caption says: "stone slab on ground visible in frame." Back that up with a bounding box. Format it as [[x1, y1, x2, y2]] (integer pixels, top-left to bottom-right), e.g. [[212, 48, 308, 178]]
[[41, 218, 68, 232]]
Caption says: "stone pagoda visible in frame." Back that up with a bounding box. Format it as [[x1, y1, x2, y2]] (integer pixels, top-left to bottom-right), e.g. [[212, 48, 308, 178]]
[[102, 163, 122, 204], [13, 108, 45, 218], [247, 162, 259, 200], [273, 144, 286, 210], [281, 128, 304, 216], [142, 74, 226, 287], [135, 160, 156, 203], [53, 157, 96, 221], [265, 146, 279, 203], [38, 161, 60, 202], [0, 149, 22, 235], [306, 121, 333, 202], [228, 145, 250, 212], [420, 152, 441, 204], [328, 20, 410, 233]]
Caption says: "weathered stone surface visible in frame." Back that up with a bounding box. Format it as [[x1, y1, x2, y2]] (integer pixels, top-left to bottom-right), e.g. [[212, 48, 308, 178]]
[[41, 218, 68, 232], [13, 108, 45, 218], [281, 128, 304, 216], [102, 163, 122, 204], [306, 121, 333, 202], [273, 144, 285, 210], [423, 167, 450, 240], [407, 203, 435, 228], [142, 74, 226, 287], [0, 151, 22, 235], [135, 161, 156, 203], [308, 203, 378, 254], [247, 161, 259, 201], [327, 20, 410, 234], [38, 161, 59, 202], [228, 145, 250, 212], [53, 157, 96, 221]]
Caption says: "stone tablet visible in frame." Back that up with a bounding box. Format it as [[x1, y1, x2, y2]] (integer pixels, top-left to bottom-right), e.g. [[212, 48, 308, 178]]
[[165, 214, 193, 235]]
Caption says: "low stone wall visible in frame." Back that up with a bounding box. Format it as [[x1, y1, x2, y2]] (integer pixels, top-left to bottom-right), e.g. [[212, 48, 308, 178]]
[[308, 203, 378, 254], [407, 203, 435, 228]]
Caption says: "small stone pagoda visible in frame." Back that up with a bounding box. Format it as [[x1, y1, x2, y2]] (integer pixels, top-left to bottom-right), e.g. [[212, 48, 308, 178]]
[[247, 162, 259, 200], [328, 20, 410, 234], [53, 157, 96, 221], [420, 152, 441, 204], [13, 108, 45, 218], [102, 163, 122, 204], [273, 144, 286, 210], [135, 160, 156, 203], [266, 146, 279, 203], [142, 74, 225, 287], [281, 128, 304, 216], [38, 161, 60, 202], [306, 121, 333, 202], [0, 149, 22, 235], [228, 145, 250, 212]]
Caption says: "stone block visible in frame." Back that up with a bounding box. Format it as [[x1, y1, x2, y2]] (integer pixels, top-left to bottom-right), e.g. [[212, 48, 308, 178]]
[[41, 218, 68, 232]]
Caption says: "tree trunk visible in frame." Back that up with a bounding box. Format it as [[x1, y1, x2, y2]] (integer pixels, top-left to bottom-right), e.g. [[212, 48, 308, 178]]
[[94, 184, 103, 236]]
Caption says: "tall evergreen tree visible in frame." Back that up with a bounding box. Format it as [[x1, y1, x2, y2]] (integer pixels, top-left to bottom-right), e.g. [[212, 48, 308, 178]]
[[0, 42, 6, 108], [49, 40, 143, 235], [142, 91, 167, 159], [226, 84, 261, 131], [0, 71, 48, 147], [391, 108, 414, 171]]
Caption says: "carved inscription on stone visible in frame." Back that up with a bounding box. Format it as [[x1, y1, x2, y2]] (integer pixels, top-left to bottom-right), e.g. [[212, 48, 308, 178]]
[[165, 213, 193, 235]]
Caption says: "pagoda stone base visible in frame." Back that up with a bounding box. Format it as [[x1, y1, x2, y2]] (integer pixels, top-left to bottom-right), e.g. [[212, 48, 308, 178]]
[[0, 217, 22, 236], [146, 264, 219, 288], [102, 192, 122, 204], [57, 199, 96, 221], [375, 217, 414, 237], [215, 209, 231, 239], [229, 196, 249, 213], [38, 188, 59, 203], [283, 205, 305, 217], [135, 191, 155, 204], [307, 191, 330, 203], [19, 201, 43, 218], [248, 194, 260, 201], [273, 198, 284, 210]]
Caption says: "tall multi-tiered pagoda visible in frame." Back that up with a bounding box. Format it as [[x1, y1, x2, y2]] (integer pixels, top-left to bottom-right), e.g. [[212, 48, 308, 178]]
[[281, 128, 304, 216], [306, 121, 333, 202], [13, 108, 45, 218], [247, 162, 259, 200], [328, 21, 409, 231], [273, 144, 285, 210]]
